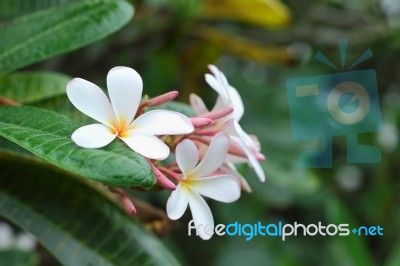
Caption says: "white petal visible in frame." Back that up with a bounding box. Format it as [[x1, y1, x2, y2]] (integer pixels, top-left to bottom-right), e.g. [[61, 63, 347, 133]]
[[119, 131, 169, 160], [131, 110, 194, 135], [228, 86, 244, 121], [190, 174, 241, 203], [71, 124, 116, 148], [224, 162, 252, 193], [224, 120, 265, 182], [189, 93, 209, 115], [187, 188, 214, 240], [107, 67, 143, 126], [207, 65, 230, 101], [67, 78, 116, 127], [205, 73, 229, 103], [176, 139, 199, 174], [191, 133, 229, 178], [166, 184, 188, 220]]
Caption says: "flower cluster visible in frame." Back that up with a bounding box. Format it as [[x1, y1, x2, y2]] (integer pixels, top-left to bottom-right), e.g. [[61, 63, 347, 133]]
[[67, 65, 265, 240]]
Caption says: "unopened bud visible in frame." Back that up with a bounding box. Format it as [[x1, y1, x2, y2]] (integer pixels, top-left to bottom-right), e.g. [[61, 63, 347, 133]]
[[121, 196, 137, 215], [256, 152, 266, 161], [109, 187, 137, 216], [146, 91, 179, 107], [158, 167, 181, 182], [147, 159, 176, 190], [0, 97, 19, 106], [191, 117, 212, 128], [199, 107, 233, 120]]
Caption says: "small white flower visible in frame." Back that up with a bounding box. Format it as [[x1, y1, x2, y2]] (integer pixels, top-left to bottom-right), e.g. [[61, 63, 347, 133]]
[[67, 66, 194, 160], [190, 64, 266, 182], [191, 65, 244, 123], [166, 133, 241, 240]]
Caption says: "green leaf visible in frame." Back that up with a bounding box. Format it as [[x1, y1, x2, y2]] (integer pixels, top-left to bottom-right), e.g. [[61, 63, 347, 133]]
[[0, 0, 133, 74], [0, 250, 39, 266], [0, 106, 156, 188], [326, 196, 374, 266], [0, 152, 179, 266], [385, 237, 400, 266], [0, 71, 70, 103]]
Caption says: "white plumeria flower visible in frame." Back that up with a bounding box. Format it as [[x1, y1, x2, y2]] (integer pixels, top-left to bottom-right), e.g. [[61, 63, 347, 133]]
[[190, 64, 266, 182], [166, 133, 241, 240], [67, 66, 194, 160], [205, 65, 244, 122]]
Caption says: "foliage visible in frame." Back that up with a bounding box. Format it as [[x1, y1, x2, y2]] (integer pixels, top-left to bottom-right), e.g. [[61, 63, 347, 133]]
[[0, 0, 399, 265]]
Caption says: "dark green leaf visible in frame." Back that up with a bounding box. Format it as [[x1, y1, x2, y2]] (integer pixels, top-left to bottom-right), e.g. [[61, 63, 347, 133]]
[[326, 196, 374, 266], [0, 250, 39, 266], [0, 152, 179, 266], [0, 0, 133, 73], [0, 71, 69, 103], [0, 106, 156, 188]]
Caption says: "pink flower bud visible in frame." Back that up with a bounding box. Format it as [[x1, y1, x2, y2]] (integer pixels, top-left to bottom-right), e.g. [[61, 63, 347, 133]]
[[158, 167, 181, 182], [0, 97, 19, 106], [148, 159, 176, 190], [121, 196, 137, 215], [109, 187, 137, 216], [199, 107, 233, 120], [256, 152, 266, 161], [191, 117, 212, 128], [146, 91, 179, 107]]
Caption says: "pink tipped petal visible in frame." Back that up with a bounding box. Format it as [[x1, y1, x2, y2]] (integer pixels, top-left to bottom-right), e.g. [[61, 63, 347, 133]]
[[189, 93, 209, 115], [176, 139, 199, 174], [187, 188, 214, 240], [131, 110, 194, 135], [191, 133, 229, 178], [66, 78, 116, 127], [71, 124, 116, 148], [120, 131, 170, 160], [166, 184, 188, 220], [107, 67, 143, 126], [190, 175, 241, 203]]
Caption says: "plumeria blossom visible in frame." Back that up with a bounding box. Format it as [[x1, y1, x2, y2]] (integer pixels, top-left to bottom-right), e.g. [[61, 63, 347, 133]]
[[166, 133, 241, 240], [67, 66, 194, 160], [190, 64, 266, 182]]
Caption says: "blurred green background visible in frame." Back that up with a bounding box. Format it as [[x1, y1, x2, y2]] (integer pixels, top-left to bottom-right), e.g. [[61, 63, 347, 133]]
[[1, 0, 400, 265]]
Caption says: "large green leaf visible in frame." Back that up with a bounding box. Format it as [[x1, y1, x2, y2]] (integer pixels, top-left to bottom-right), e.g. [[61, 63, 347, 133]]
[[0, 152, 179, 266], [0, 106, 156, 188], [385, 237, 400, 266], [0, 71, 69, 103], [0, 0, 133, 74], [0, 250, 38, 266], [326, 196, 374, 266]]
